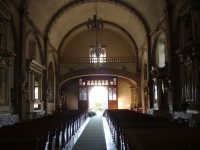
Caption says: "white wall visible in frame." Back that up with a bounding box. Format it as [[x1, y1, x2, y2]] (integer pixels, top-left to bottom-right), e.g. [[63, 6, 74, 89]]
[[118, 78, 132, 109]]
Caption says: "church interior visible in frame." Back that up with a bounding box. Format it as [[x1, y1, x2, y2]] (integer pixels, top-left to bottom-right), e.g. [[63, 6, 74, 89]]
[[0, 0, 200, 149]]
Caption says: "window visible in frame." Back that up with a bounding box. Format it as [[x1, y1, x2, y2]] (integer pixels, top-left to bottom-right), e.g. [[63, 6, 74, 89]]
[[109, 78, 117, 86], [109, 87, 116, 100], [79, 87, 87, 100], [156, 41, 165, 67], [153, 83, 159, 110], [89, 46, 106, 63], [87, 80, 90, 85], [154, 84, 157, 100], [34, 78, 39, 100], [156, 33, 166, 68], [109, 77, 117, 101], [78, 77, 117, 101], [79, 78, 83, 86]]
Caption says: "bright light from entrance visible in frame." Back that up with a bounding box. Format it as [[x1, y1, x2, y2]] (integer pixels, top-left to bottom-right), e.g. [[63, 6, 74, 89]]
[[89, 86, 108, 112]]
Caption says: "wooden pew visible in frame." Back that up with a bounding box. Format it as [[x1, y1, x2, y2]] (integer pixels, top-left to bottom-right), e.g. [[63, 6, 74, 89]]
[[123, 127, 200, 150], [0, 110, 88, 150], [104, 109, 200, 150]]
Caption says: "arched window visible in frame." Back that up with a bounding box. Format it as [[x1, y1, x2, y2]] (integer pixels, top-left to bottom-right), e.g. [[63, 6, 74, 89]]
[[89, 46, 106, 63], [155, 33, 166, 68]]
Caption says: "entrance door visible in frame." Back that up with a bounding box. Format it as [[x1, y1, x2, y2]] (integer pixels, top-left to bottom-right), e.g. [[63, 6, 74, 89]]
[[89, 86, 108, 111]]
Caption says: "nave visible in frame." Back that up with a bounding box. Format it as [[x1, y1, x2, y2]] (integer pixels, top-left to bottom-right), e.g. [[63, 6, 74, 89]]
[[0, 110, 116, 150], [65, 114, 116, 150], [1, 109, 200, 150], [1, 0, 200, 142]]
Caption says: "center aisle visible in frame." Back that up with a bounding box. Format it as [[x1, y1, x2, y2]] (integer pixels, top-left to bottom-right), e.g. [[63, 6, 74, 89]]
[[72, 115, 107, 150]]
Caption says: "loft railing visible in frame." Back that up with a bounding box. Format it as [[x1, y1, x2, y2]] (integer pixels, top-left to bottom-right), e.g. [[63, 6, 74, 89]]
[[64, 57, 135, 64]]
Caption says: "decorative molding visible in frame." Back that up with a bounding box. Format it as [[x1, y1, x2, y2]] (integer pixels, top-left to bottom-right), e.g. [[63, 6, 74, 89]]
[[151, 64, 171, 92], [0, 50, 16, 66], [176, 42, 200, 63], [26, 59, 46, 74]]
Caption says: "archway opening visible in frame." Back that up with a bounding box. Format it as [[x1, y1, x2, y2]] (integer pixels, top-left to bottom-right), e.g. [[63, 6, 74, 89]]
[[89, 86, 108, 115]]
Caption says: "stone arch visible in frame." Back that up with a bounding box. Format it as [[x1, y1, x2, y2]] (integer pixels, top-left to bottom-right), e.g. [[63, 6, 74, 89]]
[[58, 21, 138, 71], [60, 68, 137, 86], [44, 0, 150, 38]]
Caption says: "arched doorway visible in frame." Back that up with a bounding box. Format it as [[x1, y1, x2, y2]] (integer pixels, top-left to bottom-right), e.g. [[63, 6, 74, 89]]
[[89, 86, 108, 113]]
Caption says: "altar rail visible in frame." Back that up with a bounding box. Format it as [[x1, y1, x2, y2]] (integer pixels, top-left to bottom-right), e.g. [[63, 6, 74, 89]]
[[64, 57, 135, 64]]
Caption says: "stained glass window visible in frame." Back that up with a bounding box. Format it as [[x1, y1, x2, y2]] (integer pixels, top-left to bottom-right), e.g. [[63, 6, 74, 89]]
[[109, 87, 116, 100], [79, 87, 87, 100]]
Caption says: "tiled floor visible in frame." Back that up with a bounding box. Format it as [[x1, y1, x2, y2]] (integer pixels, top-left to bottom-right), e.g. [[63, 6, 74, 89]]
[[63, 114, 116, 150]]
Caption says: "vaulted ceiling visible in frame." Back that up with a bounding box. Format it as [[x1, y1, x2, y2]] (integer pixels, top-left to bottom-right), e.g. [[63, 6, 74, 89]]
[[23, 0, 166, 52]]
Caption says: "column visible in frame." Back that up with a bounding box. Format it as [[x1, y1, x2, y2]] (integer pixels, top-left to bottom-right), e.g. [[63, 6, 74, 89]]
[[40, 74, 43, 102], [27, 70, 31, 101], [31, 71, 35, 101]]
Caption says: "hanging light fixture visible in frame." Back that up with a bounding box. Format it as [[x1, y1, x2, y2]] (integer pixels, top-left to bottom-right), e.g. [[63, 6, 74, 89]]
[[87, 0, 105, 62]]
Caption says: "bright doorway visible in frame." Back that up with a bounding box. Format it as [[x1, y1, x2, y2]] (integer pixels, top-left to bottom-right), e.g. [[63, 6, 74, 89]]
[[89, 86, 108, 114]]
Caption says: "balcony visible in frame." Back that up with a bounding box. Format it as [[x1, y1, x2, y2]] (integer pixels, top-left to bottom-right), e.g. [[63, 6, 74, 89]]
[[60, 57, 136, 76], [63, 57, 135, 64]]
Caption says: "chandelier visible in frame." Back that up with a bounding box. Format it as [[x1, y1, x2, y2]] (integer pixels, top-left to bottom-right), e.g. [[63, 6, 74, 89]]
[[87, 0, 105, 60]]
